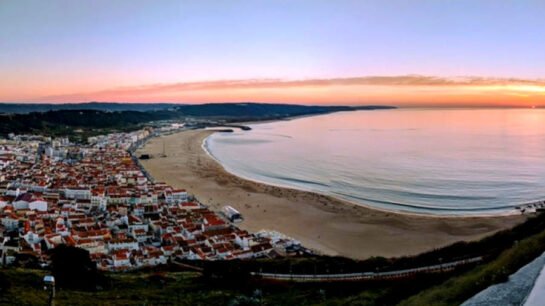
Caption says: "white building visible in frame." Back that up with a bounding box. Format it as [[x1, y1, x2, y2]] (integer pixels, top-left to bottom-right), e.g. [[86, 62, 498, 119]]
[[113, 253, 131, 267], [64, 188, 91, 200], [29, 199, 48, 211], [108, 240, 139, 251], [1, 215, 19, 231], [165, 189, 188, 205]]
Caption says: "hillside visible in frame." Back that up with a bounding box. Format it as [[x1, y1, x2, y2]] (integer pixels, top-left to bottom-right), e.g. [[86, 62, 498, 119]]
[[0, 102, 176, 114], [0, 102, 395, 115], [0, 103, 395, 139]]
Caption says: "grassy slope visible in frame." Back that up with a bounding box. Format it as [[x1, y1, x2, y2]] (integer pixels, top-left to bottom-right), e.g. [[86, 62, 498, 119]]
[[0, 267, 467, 305], [0, 269, 235, 306], [396, 225, 545, 306], [2, 268, 377, 306]]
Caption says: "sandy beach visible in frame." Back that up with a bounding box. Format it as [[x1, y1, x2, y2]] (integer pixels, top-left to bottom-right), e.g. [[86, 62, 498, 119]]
[[136, 129, 526, 260]]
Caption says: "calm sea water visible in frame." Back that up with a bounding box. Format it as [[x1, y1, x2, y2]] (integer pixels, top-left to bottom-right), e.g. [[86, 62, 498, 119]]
[[205, 108, 545, 215]]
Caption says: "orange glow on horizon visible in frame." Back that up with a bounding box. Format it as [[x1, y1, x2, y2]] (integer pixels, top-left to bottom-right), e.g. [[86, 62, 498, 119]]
[[2, 75, 545, 107]]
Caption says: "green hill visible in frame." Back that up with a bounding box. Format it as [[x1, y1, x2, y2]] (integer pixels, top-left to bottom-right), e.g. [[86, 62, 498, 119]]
[[0, 103, 395, 140]]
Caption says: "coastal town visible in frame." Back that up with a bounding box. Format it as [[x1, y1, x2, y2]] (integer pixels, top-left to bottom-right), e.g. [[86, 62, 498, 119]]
[[0, 127, 306, 271]]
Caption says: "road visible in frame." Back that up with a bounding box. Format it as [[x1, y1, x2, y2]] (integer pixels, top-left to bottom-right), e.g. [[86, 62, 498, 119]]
[[251, 257, 483, 282]]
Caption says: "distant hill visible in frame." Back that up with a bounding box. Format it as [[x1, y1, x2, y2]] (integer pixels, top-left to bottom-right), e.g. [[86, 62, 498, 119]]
[[173, 103, 395, 119], [0, 102, 177, 114], [0, 103, 396, 139], [0, 102, 395, 115], [0, 109, 173, 139]]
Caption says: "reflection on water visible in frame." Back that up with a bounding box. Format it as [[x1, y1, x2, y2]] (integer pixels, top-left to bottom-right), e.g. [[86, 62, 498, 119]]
[[205, 108, 545, 215]]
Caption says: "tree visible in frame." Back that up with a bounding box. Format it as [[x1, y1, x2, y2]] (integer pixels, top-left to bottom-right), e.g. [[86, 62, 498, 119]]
[[50, 245, 98, 290]]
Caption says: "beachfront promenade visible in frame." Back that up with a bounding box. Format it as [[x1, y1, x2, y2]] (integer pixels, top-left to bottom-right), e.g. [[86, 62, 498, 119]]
[[251, 257, 483, 282]]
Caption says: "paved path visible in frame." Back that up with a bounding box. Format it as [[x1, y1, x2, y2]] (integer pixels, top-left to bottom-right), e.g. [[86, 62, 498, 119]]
[[251, 257, 482, 282]]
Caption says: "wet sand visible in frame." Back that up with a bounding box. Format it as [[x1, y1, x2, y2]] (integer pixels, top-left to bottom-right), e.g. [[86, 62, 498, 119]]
[[136, 129, 526, 260]]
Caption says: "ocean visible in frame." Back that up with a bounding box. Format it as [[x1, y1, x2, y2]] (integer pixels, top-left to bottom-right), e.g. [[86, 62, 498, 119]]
[[204, 108, 545, 215]]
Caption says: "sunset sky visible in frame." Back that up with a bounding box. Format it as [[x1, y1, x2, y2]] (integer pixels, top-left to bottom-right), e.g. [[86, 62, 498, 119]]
[[1, 1, 544, 107]]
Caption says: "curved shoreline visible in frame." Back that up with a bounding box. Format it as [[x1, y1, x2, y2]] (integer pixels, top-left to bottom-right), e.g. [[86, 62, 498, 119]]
[[202, 132, 526, 218], [136, 129, 526, 259]]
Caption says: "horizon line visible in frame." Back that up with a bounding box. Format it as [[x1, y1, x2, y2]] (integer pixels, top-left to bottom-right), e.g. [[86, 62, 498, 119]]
[[3, 74, 544, 107], [0, 101, 543, 110]]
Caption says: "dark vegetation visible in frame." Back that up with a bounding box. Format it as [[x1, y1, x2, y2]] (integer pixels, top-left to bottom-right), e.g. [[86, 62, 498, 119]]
[[49, 245, 104, 291], [0, 109, 170, 141], [173, 103, 393, 119], [0, 102, 176, 114], [3, 213, 545, 305], [0, 263, 469, 306], [0, 102, 395, 141], [0, 101, 395, 115]]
